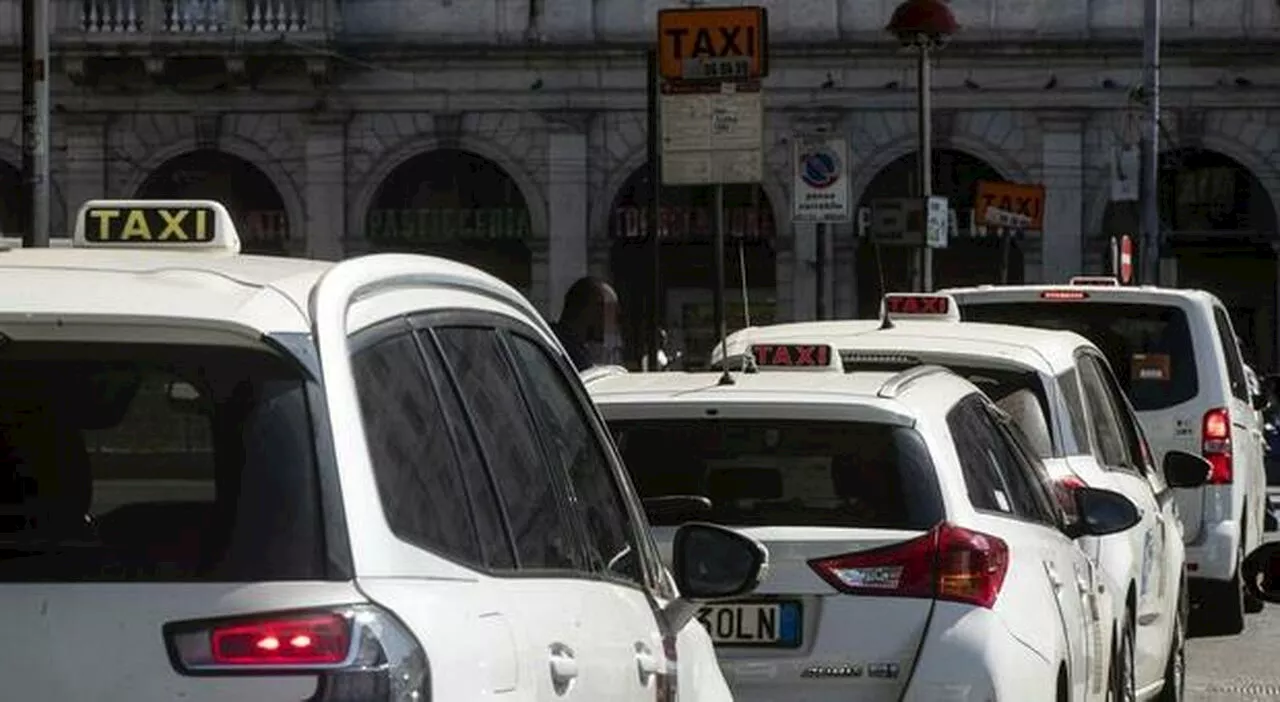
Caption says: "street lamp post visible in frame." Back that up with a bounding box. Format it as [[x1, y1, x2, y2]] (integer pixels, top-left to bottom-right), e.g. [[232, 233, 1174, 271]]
[[887, 0, 957, 292]]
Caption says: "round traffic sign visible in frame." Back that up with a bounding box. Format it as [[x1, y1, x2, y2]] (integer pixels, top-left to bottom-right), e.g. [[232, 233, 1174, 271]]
[[800, 147, 842, 189], [1119, 234, 1134, 284]]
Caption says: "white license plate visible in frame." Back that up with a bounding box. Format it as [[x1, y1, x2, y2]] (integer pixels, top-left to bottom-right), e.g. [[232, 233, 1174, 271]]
[[696, 601, 801, 646]]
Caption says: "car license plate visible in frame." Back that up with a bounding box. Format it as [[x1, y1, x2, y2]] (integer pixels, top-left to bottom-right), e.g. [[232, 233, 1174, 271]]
[[696, 600, 802, 647]]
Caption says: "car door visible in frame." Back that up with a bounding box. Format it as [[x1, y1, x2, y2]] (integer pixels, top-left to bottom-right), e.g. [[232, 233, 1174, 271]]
[[960, 396, 1094, 701], [499, 327, 673, 702], [1076, 352, 1168, 686], [424, 315, 663, 702]]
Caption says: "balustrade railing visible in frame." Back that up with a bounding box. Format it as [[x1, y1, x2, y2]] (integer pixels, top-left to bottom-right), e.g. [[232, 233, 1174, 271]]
[[59, 0, 325, 36]]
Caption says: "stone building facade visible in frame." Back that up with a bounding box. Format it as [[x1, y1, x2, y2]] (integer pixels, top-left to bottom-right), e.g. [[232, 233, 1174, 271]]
[[1, 0, 1279, 366]]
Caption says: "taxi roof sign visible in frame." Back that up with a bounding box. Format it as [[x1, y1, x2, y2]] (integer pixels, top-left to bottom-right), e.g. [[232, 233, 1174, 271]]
[[749, 343, 840, 370], [73, 199, 241, 253], [881, 293, 960, 322]]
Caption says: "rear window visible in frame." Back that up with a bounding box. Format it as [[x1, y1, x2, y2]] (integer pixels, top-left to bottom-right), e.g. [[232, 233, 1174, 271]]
[[959, 302, 1199, 411], [608, 419, 944, 529], [0, 341, 327, 582]]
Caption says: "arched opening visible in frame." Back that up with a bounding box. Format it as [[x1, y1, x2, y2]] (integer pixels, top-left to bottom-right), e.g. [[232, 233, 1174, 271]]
[[854, 149, 1020, 317], [136, 149, 291, 255], [362, 149, 533, 295], [608, 165, 777, 368], [1104, 149, 1280, 370], [0, 160, 20, 238]]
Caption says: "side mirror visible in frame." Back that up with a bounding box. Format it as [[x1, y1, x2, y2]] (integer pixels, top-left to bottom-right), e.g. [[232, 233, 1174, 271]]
[[1162, 450, 1211, 489], [1064, 487, 1141, 539], [661, 523, 769, 631], [642, 495, 712, 525], [1242, 541, 1280, 604]]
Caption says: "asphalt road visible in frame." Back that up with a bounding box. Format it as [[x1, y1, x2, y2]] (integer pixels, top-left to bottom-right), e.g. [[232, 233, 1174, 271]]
[[1187, 603, 1280, 700]]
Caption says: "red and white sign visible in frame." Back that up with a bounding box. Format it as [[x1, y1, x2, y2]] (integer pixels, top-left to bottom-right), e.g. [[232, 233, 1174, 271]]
[[1118, 234, 1134, 284]]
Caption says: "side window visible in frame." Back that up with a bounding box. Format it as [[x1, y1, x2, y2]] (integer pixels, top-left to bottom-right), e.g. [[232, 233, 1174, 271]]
[[1076, 358, 1132, 469], [947, 395, 1054, 525], [432, 326, 588, 573], [1085, 354, 1152, 477], [351, 331, 486, 568], [505, 332, 645, 586], [1213, 307, 1250, 401], [990, 411, 1066, 526], [1054, 367, 1092, 453]]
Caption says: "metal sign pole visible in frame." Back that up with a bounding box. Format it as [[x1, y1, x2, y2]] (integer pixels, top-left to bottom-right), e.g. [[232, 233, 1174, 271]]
[[21, 0, 50, 247], [917, 42, 933, 293], [646, 48, 663, 370], [714, 183, 727, 365], [815, 222, 826, 318]]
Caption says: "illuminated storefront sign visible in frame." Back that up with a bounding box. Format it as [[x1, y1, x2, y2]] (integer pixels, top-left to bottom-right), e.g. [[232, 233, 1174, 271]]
[[365, 208, 532, 242], [611, 205, 774, 241]]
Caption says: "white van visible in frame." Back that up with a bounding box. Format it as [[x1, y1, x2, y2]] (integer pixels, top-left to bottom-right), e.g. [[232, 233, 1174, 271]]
[[943, 280, 1269, 636]]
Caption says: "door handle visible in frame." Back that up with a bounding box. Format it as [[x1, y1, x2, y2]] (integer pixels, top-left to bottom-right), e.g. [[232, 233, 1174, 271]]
[[635, 643, 660, 680], [549, 644, 578, 690], [1045, 561, 1063, 590]]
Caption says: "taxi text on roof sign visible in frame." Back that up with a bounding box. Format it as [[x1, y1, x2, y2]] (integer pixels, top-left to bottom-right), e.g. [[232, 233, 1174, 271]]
[[750, 343, 835, 369], [72, 199, 242, 253], [657, 6, 769, 82], [881, 293, 961, 322]]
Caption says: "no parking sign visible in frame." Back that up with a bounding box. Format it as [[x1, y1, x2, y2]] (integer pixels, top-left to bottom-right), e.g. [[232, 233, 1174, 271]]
[[793, 138, 852, 223]]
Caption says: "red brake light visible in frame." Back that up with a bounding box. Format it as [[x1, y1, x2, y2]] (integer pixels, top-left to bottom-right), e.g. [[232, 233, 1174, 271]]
[[1202, 407, 1233, 484], [807, 522, 1009, 609], [210, 613, 351, 666], [1041, 290, 1089, 300]]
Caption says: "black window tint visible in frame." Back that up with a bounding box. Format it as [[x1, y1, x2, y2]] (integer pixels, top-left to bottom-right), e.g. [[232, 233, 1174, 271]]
[[609, 419, 944, 529], [1055, 367, 1091, 454], [352, 333, 483, 566], [960, 302, 1198, 411], [947, 395, 1051, 523], [1213, 307, 1249, 401], [507, 334, 643, 584], [0, 342, 326, 582], [1077, 358, 1133, 469], [1085, 355, 1150, 476], [434, 327, 586, 573], [991, 413, 1063, 525]]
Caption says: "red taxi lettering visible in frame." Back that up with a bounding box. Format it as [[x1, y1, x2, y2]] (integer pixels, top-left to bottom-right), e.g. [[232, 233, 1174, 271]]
[[886, 295, 949, 316], [750, 344, 831, 367]]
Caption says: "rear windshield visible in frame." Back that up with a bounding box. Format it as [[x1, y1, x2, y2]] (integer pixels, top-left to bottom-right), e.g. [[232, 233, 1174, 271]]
[[608, 419, 944, 529], [0, 341, 327, 582], [959, 302, 1198, 412]]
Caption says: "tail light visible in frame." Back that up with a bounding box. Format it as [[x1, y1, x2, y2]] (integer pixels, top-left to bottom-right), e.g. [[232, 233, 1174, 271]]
[[164, 605, 429, 700], [807, 522, 1010, 609], [1202, 407, 1233, 484], [1053, 475, 1086, 520], [1041, 290, 1089, 300]]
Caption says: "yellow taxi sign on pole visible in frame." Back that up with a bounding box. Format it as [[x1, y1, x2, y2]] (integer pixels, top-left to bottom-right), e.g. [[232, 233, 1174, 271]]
[[72, 199, 241, 253]]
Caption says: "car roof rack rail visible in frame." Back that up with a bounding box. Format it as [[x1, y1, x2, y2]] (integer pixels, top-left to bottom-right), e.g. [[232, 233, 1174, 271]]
[[876, 364, 954, 399]]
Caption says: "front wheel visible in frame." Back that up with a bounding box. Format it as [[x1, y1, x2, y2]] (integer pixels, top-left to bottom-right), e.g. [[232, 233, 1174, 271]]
[[1191, 555, 1246, 636]]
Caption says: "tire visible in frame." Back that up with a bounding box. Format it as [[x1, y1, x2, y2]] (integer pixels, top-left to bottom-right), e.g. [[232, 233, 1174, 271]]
[[1191, 558, 1246, 636], [1109, 612, 1137, 702], [1244, 519, 1265, 614], [1156, 594, 1187, 702]]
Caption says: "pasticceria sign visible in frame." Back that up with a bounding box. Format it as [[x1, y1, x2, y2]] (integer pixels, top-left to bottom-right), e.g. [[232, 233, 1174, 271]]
[[366, 208, 532, 243], [83, 206, 217, 242]]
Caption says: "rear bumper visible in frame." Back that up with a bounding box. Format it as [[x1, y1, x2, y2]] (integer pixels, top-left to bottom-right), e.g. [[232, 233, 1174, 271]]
[[903, 603, 1056, 702], [1186, 518, 1240, 584]]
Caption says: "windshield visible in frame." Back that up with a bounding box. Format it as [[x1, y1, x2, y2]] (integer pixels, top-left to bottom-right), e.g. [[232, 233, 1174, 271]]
[[0, 340, 329, 582], [958, 302, 1199, 412], [607, 419, 944, 529]]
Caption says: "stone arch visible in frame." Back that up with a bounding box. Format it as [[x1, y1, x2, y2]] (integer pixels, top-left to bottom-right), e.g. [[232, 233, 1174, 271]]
[[591, 148, 791, 245], [0, 141, 68, 238], [350, 135, 548, 247], [134, 149, 295, 255], [847, 132, 1027, 207], [123, 135, 305, 248]]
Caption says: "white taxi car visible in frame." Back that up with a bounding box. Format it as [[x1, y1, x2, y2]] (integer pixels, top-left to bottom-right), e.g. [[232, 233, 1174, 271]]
[[711, 293, 1213, 701], [0, 199, 768, 701], [585, 351, 1140, 702], [943, 279, 1269, 636]]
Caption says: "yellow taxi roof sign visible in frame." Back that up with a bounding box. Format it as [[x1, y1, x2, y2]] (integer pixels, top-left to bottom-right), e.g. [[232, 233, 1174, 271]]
[[72, 199, 241, 253]]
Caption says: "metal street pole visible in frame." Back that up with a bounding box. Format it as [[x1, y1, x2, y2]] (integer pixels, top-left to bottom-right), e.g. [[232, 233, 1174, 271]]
[[713, 183, 727, 364], [815, 222, 826, 318], [646, 48, 663, 369], [1139, 0, 1161, 285], [21, 0, 51, 247], [917, 42, 933, 292]]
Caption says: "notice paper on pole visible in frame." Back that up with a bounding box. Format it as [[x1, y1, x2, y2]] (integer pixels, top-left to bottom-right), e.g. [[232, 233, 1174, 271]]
[[660, 83, 763, 186], [925, 195, 949, 248], [792, 138, 851, 223]]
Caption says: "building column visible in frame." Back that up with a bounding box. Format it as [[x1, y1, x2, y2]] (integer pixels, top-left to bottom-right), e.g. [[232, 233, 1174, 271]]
[[63, 114, 110, 228], [1038, 112, 1087, 283], [304, 113, 350, 260], [543, 112, 592, 317]]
